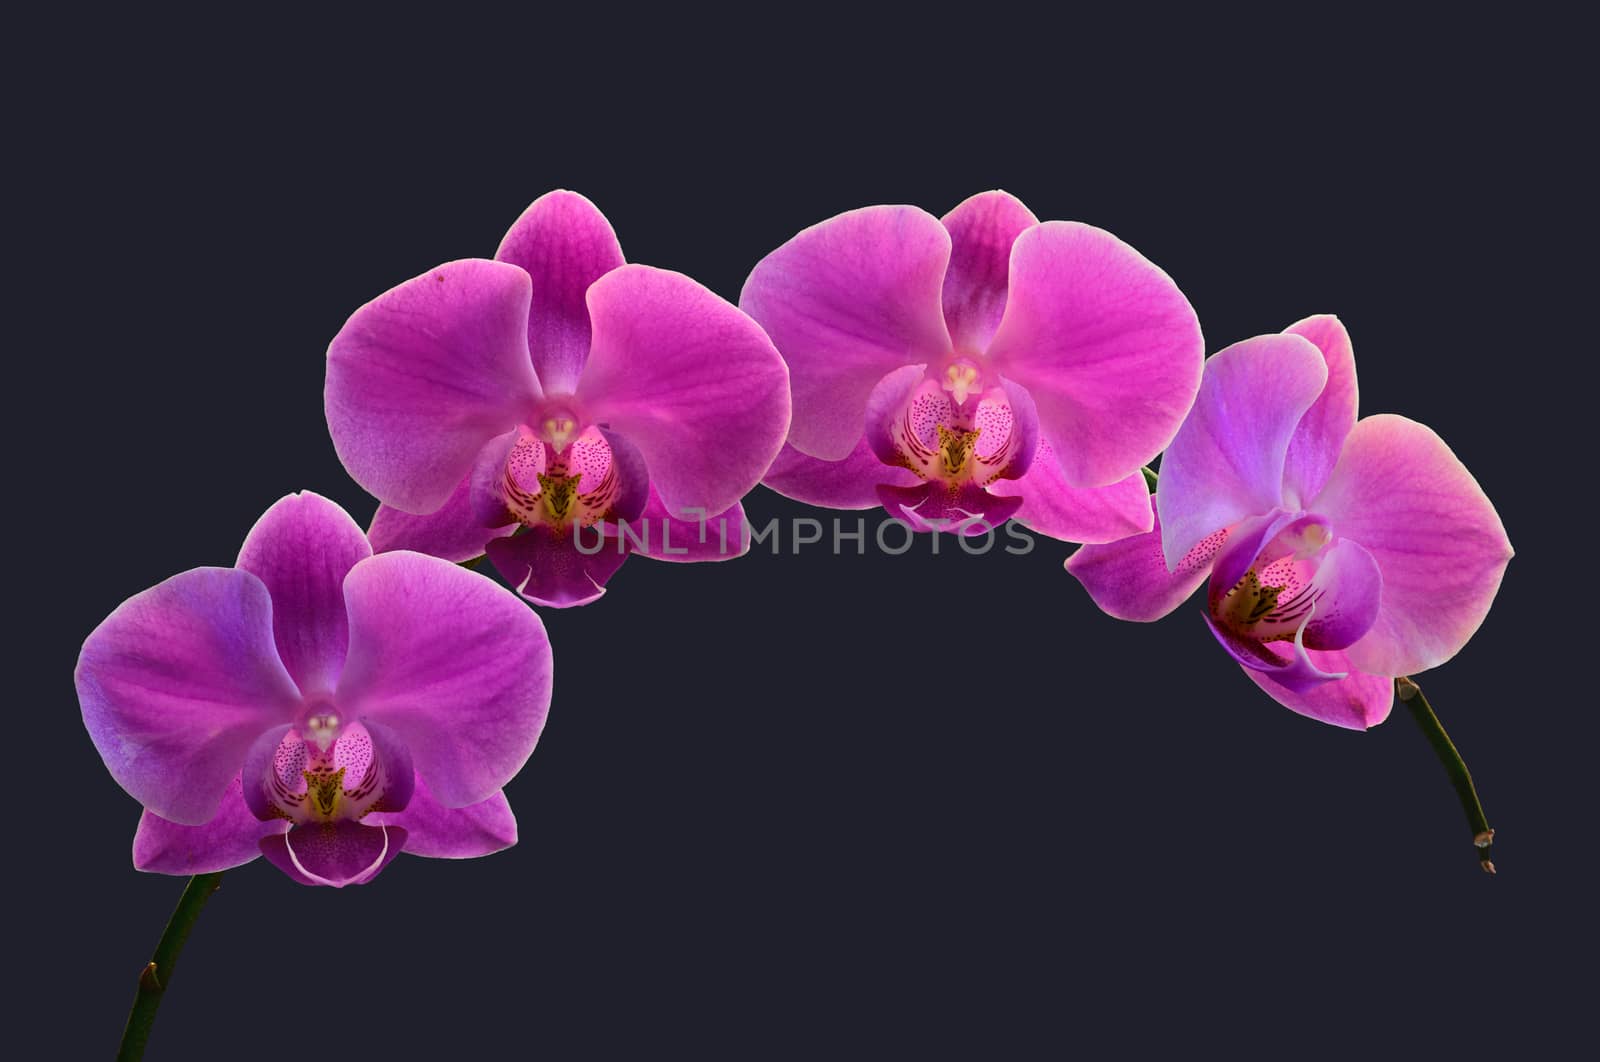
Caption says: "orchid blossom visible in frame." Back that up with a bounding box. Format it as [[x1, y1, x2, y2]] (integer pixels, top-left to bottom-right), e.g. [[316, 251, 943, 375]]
[[1067, 317, 1513, 728], [76, 492, 551, 887], [329, 190, 791, 607], [741, 191, 1202, 541]]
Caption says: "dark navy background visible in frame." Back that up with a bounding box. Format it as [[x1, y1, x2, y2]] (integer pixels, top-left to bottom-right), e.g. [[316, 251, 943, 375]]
[[18, 16, 1586, 1059]]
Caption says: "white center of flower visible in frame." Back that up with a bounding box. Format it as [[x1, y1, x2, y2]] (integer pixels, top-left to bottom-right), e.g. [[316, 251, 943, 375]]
[[942, 360, 981, 405], [302, 711, 340, 753]]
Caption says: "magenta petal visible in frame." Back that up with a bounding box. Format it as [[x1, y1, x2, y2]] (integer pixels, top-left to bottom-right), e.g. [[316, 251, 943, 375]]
[[1300, 538, 1382, 651], [984, 221, 1203, 488], [1282, 315, 1359, 505], [486, 526, 631, 608], [577, 264, 790, 514], [367, 774, 517, 859], [77, 567, 300, 825], [1244, 650, 1395, 730], [326, 259, 542, 514], [1156, 334, 1328, 569], [337, 552, 553, 808], [1065, 494, 1225, 620], [494, 189, 626, 393], [992, 377, 1042, 481], [862, 364, 931, 466], [469, 430, 522, 528], [763, 437, 919, 509], [239, 723, 295, 822], [260, 822, 407, 887], [990, 436, 1150, 545], [633, 492, 751, 562], [598, 427, 652, 524], [236, 492, 372, 698], [740, 205, 952, 460], [1313, 415, 1513, 677], [369, 473, 516, 564], [940, 190, 1038, 352], [133, 776, 287, 875]]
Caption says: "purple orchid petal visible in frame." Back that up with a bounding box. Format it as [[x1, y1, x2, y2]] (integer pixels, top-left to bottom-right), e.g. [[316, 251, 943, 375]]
[[876, 482, 1024, 536], [494, 189, 625, 394], [984, 221, 1203, 488], [1203, 603, 1352, 697], [133, 775, 287, 875], [740, 205, 952, 460], [1282, 315, 1359, 506], [992, 377, 1041, 481], [240, 718, 414, 824], [487, 525, 632, 608], [576, 264, 790, 514], [326, 258, 542, 514], [1312, 415, 1513, 677], [1297, 538, 1382, 651], [236, 491, 372, 699], [597, 426, 652, 524], [239, 723, 294, 822], [366, 774, 517, 859], [1065, 494, 1227, 620], [469, 430, 523, 528], [940, 190, 1038, 353], [259, 822, 407, 888], [862, 364, 931, 466], [763, 437, 920, 509], [1156, 334, 1328, 569], [336, 551, 553, 808], [1243, 649, 1395, 730], [369, 472, 517, 564], [77, 568, 301, 825], [633, 492, 751, 562], [991, 436, 1151, 545]]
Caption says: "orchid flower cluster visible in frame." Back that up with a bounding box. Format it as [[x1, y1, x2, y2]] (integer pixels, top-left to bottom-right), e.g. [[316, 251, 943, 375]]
[[77, 190, 1512, 894]]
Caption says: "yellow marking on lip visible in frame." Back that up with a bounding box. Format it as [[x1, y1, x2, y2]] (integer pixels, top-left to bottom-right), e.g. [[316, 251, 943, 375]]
[[303, 766, 347, 820], [936, 424, 982, 478]]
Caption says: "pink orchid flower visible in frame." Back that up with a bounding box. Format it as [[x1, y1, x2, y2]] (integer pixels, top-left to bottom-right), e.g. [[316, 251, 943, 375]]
[[329, 190, 792, 608], [76, 492, 552, 887], [1067, 317, 1513, 728], [740, 191, 1202, 541]]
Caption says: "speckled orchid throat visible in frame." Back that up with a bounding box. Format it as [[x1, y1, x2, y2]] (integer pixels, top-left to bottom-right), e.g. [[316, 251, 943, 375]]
[[867, 358, 1035, 534], [887, 362, 1022, 487], [240, 705, 417, 886], [1202, 510, 1382, 696], [487, 407, 640, 535], [246, 710, 412, 826]]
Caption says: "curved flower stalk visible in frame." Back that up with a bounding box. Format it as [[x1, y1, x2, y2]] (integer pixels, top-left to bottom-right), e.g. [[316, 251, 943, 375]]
[[329, 190, 792, 608], [1067, 317, 1513, 728], [77, 492, 551, 887], [741, 191, 1202, 540]]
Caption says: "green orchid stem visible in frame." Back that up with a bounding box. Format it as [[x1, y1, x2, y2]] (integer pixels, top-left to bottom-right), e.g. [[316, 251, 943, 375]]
[[117, 872, 224, 1061], [1396, 677, 1496, 874]]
